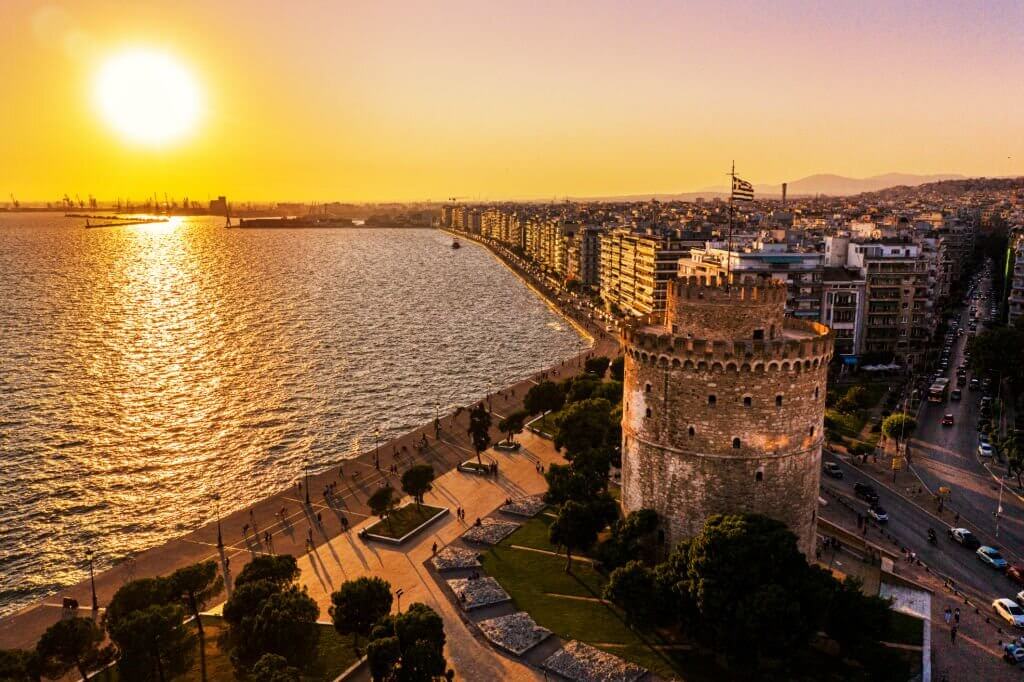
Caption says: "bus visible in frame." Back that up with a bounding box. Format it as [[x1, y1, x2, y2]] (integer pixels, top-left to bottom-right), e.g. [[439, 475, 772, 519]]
[[928, 378, 950, 403]]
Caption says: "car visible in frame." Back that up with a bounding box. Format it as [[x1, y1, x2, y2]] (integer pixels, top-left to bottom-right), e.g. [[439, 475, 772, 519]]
[[1003, 642, 1024, 664], [979, 443, 995, 458], [1008, 564, 1024, 585], [948, 527, 981, 549], [951, 389, 962, 401], [979, 546, 1009, 570], [854, 482, 879, 504], [942, 414, 955, 427], [970, 378, 980, 390], [995, 599, 1024, 628], [823, 462, 843, 479], [867, 506, 889, 523]]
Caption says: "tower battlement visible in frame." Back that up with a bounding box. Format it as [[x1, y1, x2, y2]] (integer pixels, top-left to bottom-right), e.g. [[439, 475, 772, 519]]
[[669, 275, 788, 306]]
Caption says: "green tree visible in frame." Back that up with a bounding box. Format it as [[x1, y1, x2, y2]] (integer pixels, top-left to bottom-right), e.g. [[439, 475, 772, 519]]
[[35, 617, 109, 682], [543, 463, 603, 505], [969, 326, 1024, 391], [881, 413, 917, 447], [603, 560, 659, 625], [393, 603, 446, 681], [251, 653, 301, 682], [235, 555, 300, 590], [109, 603, 195, 682], [592, 379, 623, 404], [366, 636, 400, 681], [330, 577, 394, 653], [230, 586, 320, 670], [497, 409, 527, 445], [565, 375, 602, 403], [549, 500, 603, 572], [554, 397, 612, 456], [524, 381, 564, 415], [584, 355, 610, 376], [401, 465, 435, 506], [609, 356, 625, 382], [1002, 432, 1024, 487], [466, 403, 492, 465], [168, 560, 223, 681], [368, 486, 398, 530], [0, 648, 44, 682], [103, 576, 173, 633]]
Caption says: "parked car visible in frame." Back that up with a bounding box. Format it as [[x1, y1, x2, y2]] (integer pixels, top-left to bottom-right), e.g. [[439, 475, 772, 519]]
[[948, 527, 981, 549], [823, 462, 843, 479], [867, 506, 889, 523], [979, 442, 995, 458], [854, 483, 879, 505], [942, 414, 955, 427], [1003, 642, 1024, 664], [979, 546, 1009, 570], [951, 389, 962, 401], [994, 599, 1024, 628], [970, 378, 980, 390]]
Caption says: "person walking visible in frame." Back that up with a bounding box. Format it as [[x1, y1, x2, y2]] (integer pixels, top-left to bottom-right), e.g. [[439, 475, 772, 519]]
[[954, 607, 960, 625], [943, 607, 952, 626], [432, 542, 437, 555], [950, 625, 958, 645]]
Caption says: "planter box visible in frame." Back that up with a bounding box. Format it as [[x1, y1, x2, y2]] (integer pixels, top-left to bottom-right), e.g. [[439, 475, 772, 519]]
[[361, 504, 448, 545], [494, 441, 521, 451], [459, 460, 497, 475]]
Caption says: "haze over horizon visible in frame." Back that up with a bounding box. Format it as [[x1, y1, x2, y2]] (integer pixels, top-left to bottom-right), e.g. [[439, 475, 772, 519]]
[[2, 0, 1022, 202]]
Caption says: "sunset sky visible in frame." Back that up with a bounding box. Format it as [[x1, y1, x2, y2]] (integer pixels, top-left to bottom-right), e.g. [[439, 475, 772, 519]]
[[2, 0, 1022, 202]]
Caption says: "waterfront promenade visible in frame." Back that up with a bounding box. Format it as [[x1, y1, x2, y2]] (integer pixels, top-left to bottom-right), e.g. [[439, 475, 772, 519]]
[[0, 235, 621, 656]]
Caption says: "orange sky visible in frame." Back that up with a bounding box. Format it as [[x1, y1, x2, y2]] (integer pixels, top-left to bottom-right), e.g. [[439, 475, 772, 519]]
[[1, 0, 1022, 203]]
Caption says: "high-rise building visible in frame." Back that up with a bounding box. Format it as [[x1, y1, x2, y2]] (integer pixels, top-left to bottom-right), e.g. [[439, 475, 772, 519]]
[[599, 228, 700, 316]]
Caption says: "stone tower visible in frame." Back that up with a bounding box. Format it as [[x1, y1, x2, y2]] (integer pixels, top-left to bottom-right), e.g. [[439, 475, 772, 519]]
[[620, 274, 834, 556]]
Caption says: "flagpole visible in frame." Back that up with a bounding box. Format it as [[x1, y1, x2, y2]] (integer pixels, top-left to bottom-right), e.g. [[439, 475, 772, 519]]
[[726, 160, 734, 286]]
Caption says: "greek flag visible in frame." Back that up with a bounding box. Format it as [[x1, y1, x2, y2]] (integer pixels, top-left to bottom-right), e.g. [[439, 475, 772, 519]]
[[732, 176, 754, 202]]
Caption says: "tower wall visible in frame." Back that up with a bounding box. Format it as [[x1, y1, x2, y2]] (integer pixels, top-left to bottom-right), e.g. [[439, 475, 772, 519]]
[[620, 278, 833, 556]]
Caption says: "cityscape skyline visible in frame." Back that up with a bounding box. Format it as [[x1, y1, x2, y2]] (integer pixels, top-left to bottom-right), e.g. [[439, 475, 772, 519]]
[[2, 0, 1023, 201]]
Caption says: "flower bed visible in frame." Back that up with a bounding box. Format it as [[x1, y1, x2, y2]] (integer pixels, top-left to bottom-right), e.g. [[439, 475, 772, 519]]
[[542, 640, 647, 682], [461, 518, 521, 545], [477, 612, 551, 656], [447, 576, 511, 611], [499, 495, 547, 518], [361, 504, 447, 544], [430, 546, 482, 571]]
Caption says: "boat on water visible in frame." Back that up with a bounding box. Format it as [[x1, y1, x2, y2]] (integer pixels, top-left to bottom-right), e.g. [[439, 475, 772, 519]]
[[452, 239, 461, 249], [233, 216, 355, 229]]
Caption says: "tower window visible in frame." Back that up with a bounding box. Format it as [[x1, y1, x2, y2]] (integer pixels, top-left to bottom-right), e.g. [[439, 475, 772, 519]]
[[809, 426, 815, 437], [688, 426, 695, 437], [732, 437, 741, 449], [645, 407, 652, 418], [753, 329, 764, 340], [814, 387, 820, 399], [645, 383, 652, 393], [755, 469, 764, 482], [708, 394, 717, 406], [743, 396, 752, 407], [775, 395, 783, 407]]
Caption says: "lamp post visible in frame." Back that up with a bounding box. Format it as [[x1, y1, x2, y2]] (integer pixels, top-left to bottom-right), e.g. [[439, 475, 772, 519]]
[[395, 587, 404, 614], [213, 493, 223, 549], [85, 549, 98, 617], [375, 427, 381, 467], [304, 459, 311, 506]]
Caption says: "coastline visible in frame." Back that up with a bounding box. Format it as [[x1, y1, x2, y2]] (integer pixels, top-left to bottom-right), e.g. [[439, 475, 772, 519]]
[[0, 233, 620, 650]]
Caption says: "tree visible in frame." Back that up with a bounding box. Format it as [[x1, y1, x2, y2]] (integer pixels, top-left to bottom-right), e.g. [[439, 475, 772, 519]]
[[35, 617, 109, 682], [549, 500, 603, 572], [584, 355, 610, 376], [543, 463, 602, 505], [603, 561, 659, 625], [969, 326, 1024, 392], [368, 486, 398, 530], [565, 375, 602, 403], [109, 603, 195, 682], [229, 586, 320, 670], [592, 380, 623, 404], [554, 398, 612, 456], [401, 465, 435, 506], [104, 576, 173, 633], [881, 413, 917, 447], [466, 403, 492, 465], [330, 577, 393, 653], [366, 636, 401, 681], [252, 653, 301, 682], [168, 560, 223, 681], [1003, 432, 1024, 487], [393, 603, 446, 681], [0, 648, 44, 682], [235, 555, 299, 590], [497, 409, 527, 445], [609, 356, 625, 382], [524, 381, 564, 415]]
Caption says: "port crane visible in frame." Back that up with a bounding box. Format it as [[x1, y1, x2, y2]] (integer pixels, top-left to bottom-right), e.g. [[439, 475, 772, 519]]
[[9, 194, 18, 209]]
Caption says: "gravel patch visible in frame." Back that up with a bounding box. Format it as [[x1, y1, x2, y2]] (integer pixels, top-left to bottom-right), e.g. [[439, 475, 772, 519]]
[[499, 495, 547, 518], [447, 576, 511, 610], [430, 546, 482, 571], [477, 611, 552, 656], [462, 518, 521, 545], [542, 640, 647, 682]]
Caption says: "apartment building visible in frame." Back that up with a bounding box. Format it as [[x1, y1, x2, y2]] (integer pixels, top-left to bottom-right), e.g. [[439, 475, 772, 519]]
[[1009, 229, 1024, 325], [599, 228, 700, 316]]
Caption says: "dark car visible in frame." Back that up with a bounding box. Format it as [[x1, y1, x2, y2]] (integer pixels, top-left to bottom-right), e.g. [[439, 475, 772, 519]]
[[951, 389, 962, 401], [854, 482, 879, 505], [942, 414, 955, 427], [823, 462, 844, 479]]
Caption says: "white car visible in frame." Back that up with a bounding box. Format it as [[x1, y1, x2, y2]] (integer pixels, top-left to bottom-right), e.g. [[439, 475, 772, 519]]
[[979, 442, 994, 458], [867, 506, 889, 523], [995, 599, 1024, 628]]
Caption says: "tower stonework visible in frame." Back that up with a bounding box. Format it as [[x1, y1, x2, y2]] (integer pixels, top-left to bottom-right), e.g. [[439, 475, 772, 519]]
[[620, 275, 834, 556]]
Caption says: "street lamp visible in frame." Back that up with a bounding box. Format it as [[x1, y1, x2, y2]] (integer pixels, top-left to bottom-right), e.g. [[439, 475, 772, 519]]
[[375, 428, 381, 466], [304, 459, 311, 505], [85, 549, 98, 617], [213, 493, 223, 549], [395, 588, 405, 614]]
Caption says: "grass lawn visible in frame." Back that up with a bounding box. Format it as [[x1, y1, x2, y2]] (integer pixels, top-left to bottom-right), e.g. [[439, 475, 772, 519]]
[[885, 610, 924, 647], [364, 503, 445, 539], [531, 411, 560, 438], [93, 617, 359, 681], [503, 515, 561, 554]]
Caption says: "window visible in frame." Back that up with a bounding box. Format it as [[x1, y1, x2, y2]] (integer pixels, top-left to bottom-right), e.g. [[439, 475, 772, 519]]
[[753, 329, 764, 340], [645, 383, 652, 393], [645, 407, 652, 418], [743, 396, 752, 407], [688, 426, 695, 437], [809, 426, 815, 437], [732, 437, 741, 449], [814, 387, 820, 399], [775, 395, 783, 407], [708, 395, 717, 406], [755, 469, 764, 482]]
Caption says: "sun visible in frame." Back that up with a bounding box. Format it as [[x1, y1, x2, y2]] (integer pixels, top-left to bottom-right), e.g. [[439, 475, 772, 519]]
[[94, 48, 202, 146]]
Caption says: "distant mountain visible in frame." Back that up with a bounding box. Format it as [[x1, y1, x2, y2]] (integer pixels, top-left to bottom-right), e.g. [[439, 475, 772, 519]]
[[701, 172, 966, 198]]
